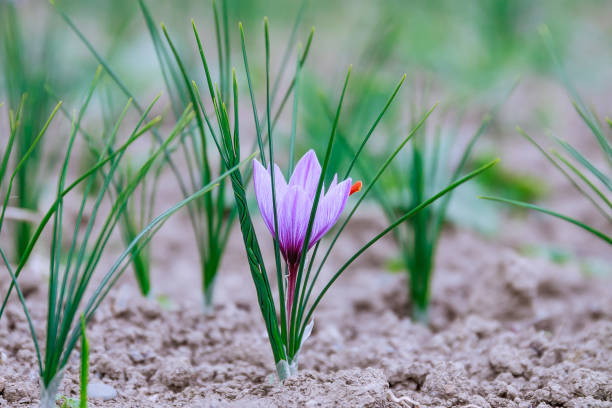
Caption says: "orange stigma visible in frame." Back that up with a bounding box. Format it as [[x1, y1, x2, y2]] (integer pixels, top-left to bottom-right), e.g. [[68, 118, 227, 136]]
[[349, 181, 362, 196]]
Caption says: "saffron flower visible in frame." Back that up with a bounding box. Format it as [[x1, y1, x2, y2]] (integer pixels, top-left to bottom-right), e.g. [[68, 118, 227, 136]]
[[253, 150, 361, 317]]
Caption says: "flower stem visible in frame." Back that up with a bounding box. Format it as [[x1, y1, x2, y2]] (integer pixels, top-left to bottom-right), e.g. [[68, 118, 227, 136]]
[[286, 263, 299, 324]]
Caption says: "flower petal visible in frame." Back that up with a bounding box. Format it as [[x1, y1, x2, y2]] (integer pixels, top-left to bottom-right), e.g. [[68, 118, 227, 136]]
[[288, 149, 321, 199], [309, 178, 352, 247], [253, 159, 274, 235], [278, 186, 312, 264], [272, 163, 288, 197], [328, 174, 338, 191], [253, 159, 288, 237]]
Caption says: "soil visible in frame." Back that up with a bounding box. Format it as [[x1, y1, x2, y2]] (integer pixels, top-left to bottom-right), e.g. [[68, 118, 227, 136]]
[[1, 217, 611, 407]]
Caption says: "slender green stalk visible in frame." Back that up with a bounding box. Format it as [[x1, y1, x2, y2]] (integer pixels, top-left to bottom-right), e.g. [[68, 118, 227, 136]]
[[515, 126, 611, 221], [79, 316, 88, 408], [289, 45, 302, 172], [482, 196, 611, 245]]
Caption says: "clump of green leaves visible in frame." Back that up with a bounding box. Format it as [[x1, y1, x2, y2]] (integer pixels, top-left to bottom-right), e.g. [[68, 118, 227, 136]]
[[163, 16, 498, 380], [483, 26, 612, 247], [346, 102, 496, 322], [310, 75, 502, 322], [1, 66, 245, 405], [148, 0, 239, 308], [1, 69, 174, 405], [396, 110, 494, 322]]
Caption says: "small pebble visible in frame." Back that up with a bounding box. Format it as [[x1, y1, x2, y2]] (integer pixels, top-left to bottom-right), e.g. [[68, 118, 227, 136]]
[[87, 382, 118, 400]]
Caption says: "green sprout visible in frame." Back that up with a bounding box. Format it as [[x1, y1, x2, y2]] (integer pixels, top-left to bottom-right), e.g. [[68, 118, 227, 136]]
[[391, 109, 494, 323], [58, 396, 79, 408], [355, 111, 496, 322], [0, 65, 249, 405], [2, 69, 184, 406], [56, 316, 89, 408]]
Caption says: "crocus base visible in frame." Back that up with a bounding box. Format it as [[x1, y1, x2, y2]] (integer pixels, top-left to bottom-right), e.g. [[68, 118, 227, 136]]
[[275, 359, 298, 381]]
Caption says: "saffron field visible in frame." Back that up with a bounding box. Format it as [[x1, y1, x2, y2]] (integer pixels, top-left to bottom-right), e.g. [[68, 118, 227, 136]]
[[1, 1, 611, 406]]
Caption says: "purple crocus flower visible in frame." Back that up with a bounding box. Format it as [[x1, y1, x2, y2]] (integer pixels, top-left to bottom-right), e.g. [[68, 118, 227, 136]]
[[253, 150, 362, 319]]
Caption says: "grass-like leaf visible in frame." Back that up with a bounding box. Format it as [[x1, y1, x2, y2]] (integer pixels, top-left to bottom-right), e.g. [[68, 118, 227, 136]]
[[481, 196, 611, 245], [79, 315, 88, 408]]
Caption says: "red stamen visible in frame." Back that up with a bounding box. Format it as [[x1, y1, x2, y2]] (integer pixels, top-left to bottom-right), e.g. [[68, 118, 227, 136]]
[[349, 181, 362, 196]]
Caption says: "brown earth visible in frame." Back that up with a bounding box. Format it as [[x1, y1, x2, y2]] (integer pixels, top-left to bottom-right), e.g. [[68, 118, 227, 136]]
[[1, 214, 611, 407]]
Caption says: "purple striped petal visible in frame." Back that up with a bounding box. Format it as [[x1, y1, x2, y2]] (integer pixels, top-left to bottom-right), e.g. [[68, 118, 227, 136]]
[[254, 151, 354, 266], [278, 186, 311, 265], [309, 178, 352, 247], [253, 159, 289, 237], [288, 149, 321, 199]]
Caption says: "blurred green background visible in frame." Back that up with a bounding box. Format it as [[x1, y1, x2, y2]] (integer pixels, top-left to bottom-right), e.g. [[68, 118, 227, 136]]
[[3, 0, 612, 105], [2, 0, 611, 262]]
